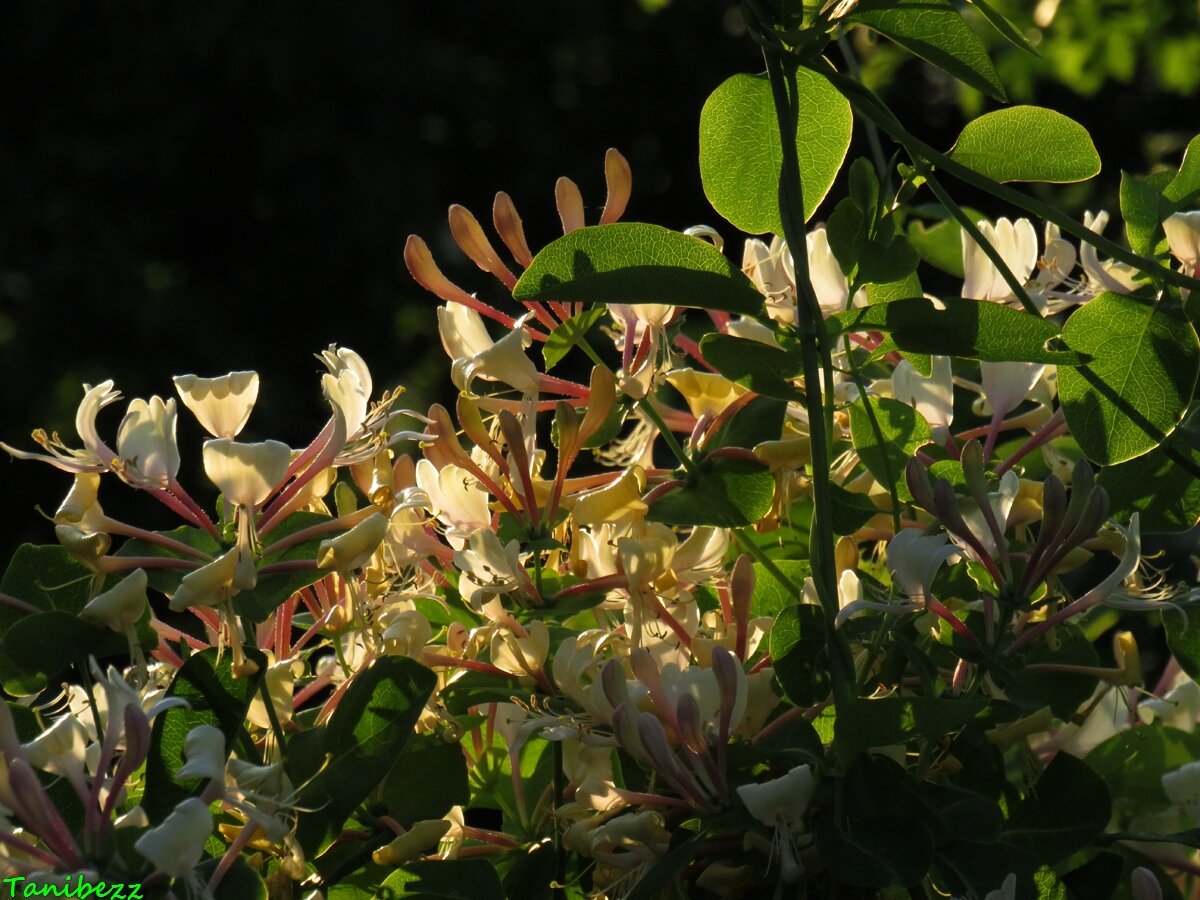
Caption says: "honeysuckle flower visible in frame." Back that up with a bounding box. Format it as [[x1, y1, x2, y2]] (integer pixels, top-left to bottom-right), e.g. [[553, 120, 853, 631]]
[[173, 371, 259, 439], [54, 473, 107, 533], [571, 466, 648, 527], [1080, 211, 1139, 294], [982, 874, 1017, 900], [1163, 759, 1200, 821], [1139, 670, 1200, 731], [316, 512, 388, 572], [665, 368, 748, 419], [454, 529, 526, 600], [22, 716, 88, 786], [318, 345, 372, 437], [956, 470, 1020, 561], [203, 438, 291, 508], [807, 227, 854, 316], [79, 568, 148, 632], [134, 796, 213, 877], [438, 305, 540, 394], [962, 217, 1039, 304], [175, 724, 227, 782], [1131, 868, 1164, 900], [168, 547, 240, 611], [736, 764, 815, 883], [246, 655, 304, 731], [1165, 210, 1200, 270], [490, 619, 550, 681], [891, 356, 954, 435], [886, 529, 957, 602], [379, 605, 432, 658], [2, 381, 120, 474], [672, 526, 729, 583], [414, 459, 490, 548], [115, 396, 179, 488]]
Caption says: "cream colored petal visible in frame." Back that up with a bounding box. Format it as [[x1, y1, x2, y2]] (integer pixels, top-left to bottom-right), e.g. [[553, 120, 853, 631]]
[[117, 396, 180, 487], [173, 371, 259, 438], [202, 438, 291, 507]]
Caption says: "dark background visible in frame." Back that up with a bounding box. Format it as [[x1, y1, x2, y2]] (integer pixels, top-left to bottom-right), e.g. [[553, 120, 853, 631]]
[[1, 0, 1196, 555]]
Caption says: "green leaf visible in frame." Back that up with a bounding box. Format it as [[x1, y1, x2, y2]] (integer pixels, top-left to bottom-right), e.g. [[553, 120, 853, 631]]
[[936, 840, 1042, 900], [1059, 292, 1200, 465], [750, 560, 809, 616], [626, 829, 709, 900], [907, 217, 968, 277], [850, 396, 932, 502], [965, 0, 1040, 57], [378, 859, 504, 900], [143, 648, 265, 820], [828, 296, 1078, 364], [647, 457, 774, 527], [835, 696, 989, 759], [1100, 424, 1200, 532], [542, 306, 606, 371], [849, 0, 1006, 101], [949, 106, 1101, 184], [197, 856, 267, 900], [511, 223, 763, 315], [1164, 598, 1200, 683], [699, 67, 852, 234], [1060, 852, 1124, 900], [380, 734, 470, 825], [706, 396, 787, 452], [830, 482, 880, 534], [293, 656, 436, 854], [1165, 134, 1200, 207], [699, 334, 806, 401], [770, 603, 830, 706], [1003, 753, 1111, 864], [1087, 726, 1200, 819], [1120, 170, 1174, 258], [2, 610, 143, 681], [815, 811, 936, 888], [996, 622, 1099, 718]]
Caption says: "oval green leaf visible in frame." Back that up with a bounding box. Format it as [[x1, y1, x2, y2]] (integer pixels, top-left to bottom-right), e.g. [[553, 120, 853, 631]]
[[849, 0, 1007, 101], [949, 106, 1101, 184], [512, 222, 763, 316], [699, 67, 851, 234], [827, 296, 1079, 364], [1059, 292, 1200, 465]]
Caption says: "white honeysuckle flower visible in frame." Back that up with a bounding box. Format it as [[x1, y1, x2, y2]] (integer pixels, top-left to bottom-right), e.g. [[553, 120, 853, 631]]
[[982, 874, 1017, 900], [175, 724, 227, 782], [202, 438, 291, 508], [134, 796, 213, 878], [490, 619, 550, 680], [886, 529, 957, 602], [960, 470, 1020, 560], [316, 513, 389, 572], [173, 371, 259, 439], [743, 235, 792, 321], [1131, 867, 1164, 900], [1163, 759, 1200, 821], [962, 217, 1039, 304], [1139, 671, 1200, 732], [116, 396, 180, 488], [657, 660, 746, 736], [737, 764, 815, 826], [318, 345, 372, 410], [322, 368, 369, 442], [724, 316, 778, 346], [246, 656, 304, 730], [54, 473, 107, 533], [380, 606, 432, 658], [665, 368, 748, 419], [413, 459, 490, 549], [892, 356, 954, 434], [79, 568, 148, 632], [672, 526, 729, 583], [453, 529, 525, 598], [437, 305, 539, 394], [23, 715, 88, 784], [169, 547, 240, 611], [2, 381, 120, 474], [981, 360, 1047, 418], [572, 466, 649, 527], [1165, 210, 1200, 268], [1080, 211, 1140, 294], [807, 227, 853, 316]]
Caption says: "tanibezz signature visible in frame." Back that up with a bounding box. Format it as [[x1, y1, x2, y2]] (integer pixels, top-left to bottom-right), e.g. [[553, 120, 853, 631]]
[[2, 874, 143, 899]]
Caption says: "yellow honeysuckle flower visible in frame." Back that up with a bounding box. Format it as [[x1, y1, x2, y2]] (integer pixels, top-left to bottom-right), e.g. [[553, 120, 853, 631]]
[[173, 371, 259, 439]]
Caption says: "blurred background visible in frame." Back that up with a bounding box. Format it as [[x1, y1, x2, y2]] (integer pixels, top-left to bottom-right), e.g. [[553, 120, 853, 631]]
[[1, 0, 1197, 555]]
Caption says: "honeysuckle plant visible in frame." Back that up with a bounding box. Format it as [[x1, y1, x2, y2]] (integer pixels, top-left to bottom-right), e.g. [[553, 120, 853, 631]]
[[4, 3, 1200, 899]]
